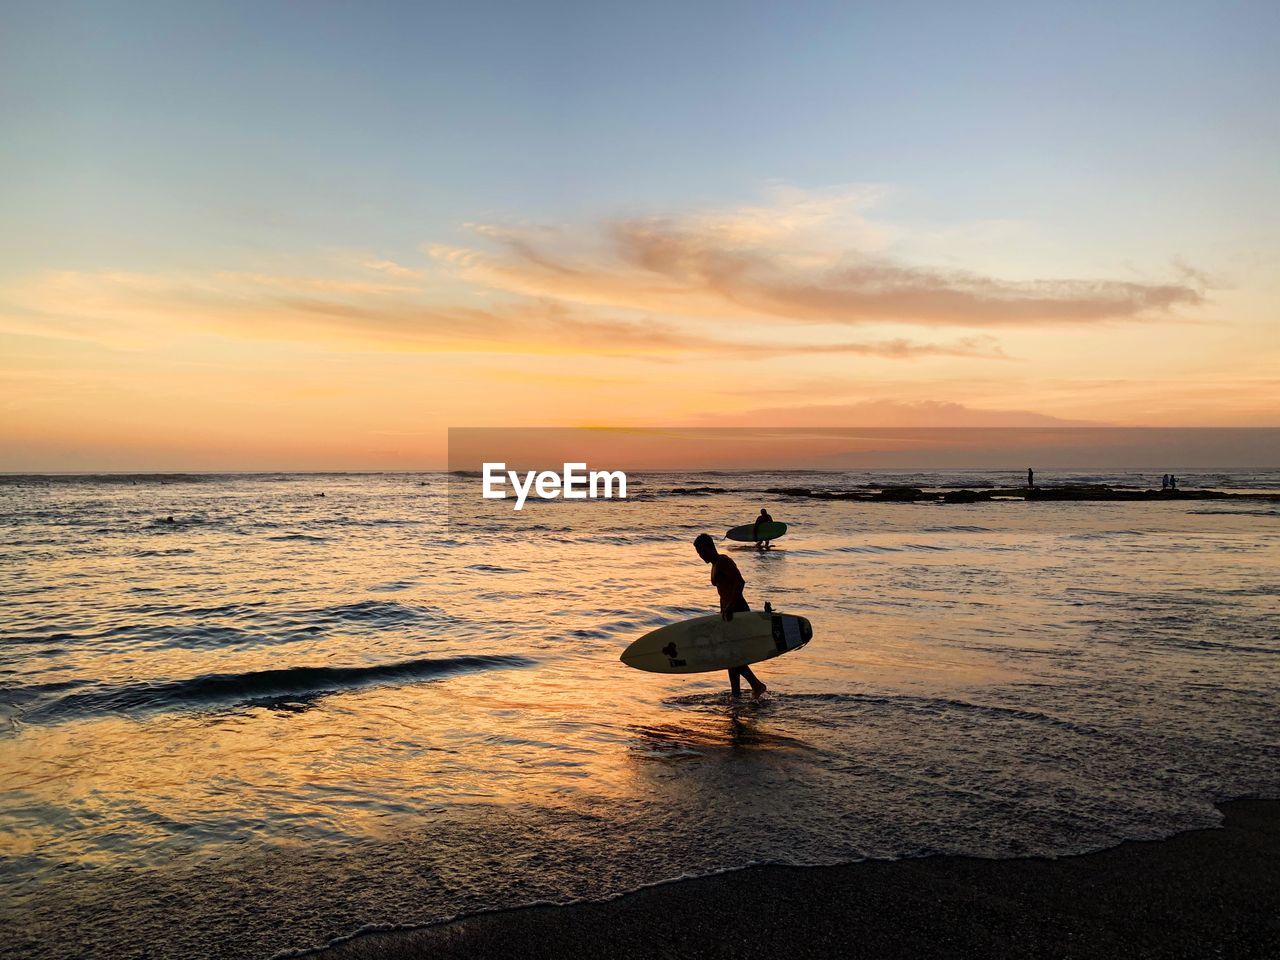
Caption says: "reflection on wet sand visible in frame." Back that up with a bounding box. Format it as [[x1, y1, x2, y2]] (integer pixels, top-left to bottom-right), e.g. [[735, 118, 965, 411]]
[[630, 698, 818, 757]]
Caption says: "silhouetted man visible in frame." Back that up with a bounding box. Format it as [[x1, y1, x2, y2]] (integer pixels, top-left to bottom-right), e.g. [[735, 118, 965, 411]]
[[694, 533, 767, 698], [1027, 467, 1035, 488], [753, 507, 774, 550]]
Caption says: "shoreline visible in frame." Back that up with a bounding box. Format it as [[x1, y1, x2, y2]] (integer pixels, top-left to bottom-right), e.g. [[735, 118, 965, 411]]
[[316, 798, 1280, 959]]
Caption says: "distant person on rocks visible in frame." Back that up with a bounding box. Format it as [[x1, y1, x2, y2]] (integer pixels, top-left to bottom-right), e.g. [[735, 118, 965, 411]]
[[1171, 475, 1178, 490], [1027, 467, 1035, 488], [1162, 474, 1170, 490], [693, 533, 767, 698]]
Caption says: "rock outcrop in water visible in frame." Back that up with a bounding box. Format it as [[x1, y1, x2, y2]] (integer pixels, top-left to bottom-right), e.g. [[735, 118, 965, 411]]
[[659, 483, 1280, 504], [755, 484, 1280, 504]]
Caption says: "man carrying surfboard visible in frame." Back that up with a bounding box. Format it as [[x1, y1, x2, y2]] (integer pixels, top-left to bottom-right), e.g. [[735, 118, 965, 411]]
[[693, 533, 768, 698], [753, 508, 774, 550]]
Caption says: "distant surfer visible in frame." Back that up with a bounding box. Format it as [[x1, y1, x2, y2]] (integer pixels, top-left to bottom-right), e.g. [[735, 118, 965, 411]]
[[693, 533, 767, 698], [753, 507, 774, 550]]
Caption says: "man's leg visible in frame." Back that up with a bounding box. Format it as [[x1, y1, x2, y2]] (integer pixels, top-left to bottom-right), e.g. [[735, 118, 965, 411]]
[[739, 665, 767, 697], [727, 667, 743, 696]]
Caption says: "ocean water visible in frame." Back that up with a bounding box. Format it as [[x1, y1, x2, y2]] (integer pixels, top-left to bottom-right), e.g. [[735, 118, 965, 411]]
[[1, 470, 1278, 959]]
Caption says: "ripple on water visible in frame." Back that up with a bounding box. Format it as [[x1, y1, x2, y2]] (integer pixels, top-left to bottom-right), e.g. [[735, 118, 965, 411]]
[[10, 654, 537, 724]]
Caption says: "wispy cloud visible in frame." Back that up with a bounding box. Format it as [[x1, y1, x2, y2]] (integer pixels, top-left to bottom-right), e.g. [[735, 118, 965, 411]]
[[2, 264, 1005, 361], [0, 187, 1210, 372], [359, 258, 427, 280], [434, 188, 1206, 327], [697, 399, 1102, 427]]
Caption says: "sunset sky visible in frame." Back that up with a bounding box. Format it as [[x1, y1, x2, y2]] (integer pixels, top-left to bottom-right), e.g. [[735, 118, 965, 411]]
[[2, 1, 1277, 470]]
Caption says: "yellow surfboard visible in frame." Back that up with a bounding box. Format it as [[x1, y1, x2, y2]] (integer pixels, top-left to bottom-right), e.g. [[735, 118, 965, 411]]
[[620, 609, 812, 674]]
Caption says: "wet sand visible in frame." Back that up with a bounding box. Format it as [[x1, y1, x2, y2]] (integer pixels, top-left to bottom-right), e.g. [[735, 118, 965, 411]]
[[321, 799, 1280, 959]]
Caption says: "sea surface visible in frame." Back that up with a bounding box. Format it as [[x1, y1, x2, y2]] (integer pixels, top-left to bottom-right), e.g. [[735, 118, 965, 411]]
[[2, 470, 1279, 959]]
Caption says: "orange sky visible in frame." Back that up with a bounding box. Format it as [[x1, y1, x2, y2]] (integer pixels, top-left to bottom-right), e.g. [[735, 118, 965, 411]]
[[3, 3, 1278, 470], [3, 189, 1276, 470]]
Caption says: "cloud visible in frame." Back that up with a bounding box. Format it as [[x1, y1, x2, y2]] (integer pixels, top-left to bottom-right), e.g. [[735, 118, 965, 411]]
[[0, 267, 1000, 361], [359, 258, 426, 280], [433, 188, 1206, 327], [697, 399, 1102, 427], [4, 187, 1205, 369]]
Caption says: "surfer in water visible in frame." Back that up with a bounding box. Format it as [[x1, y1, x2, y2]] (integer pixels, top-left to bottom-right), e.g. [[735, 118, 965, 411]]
[[753, 507, 774, 550], [693, 533, 767, 698]]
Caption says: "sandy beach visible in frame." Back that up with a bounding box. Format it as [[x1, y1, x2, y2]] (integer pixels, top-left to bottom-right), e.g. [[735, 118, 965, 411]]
[[323, 798, 1280, 959]]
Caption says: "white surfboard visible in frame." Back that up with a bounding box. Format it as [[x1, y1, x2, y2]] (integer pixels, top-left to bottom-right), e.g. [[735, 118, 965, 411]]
[[620, 610, 812, 674]]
